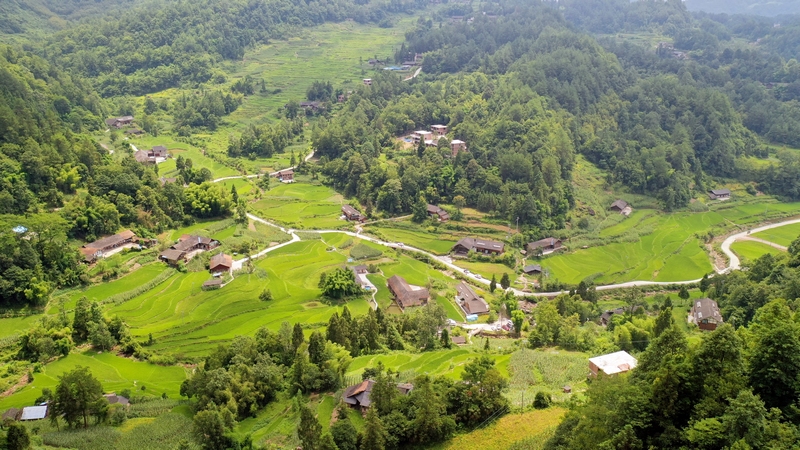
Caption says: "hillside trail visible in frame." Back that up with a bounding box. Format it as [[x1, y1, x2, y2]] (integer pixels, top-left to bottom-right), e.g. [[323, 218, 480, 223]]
[[212, 163, 800, 297]]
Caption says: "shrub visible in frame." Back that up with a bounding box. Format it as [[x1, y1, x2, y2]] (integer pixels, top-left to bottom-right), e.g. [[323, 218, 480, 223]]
[[259, 289, 273, 301], [533, 391, 551, 409], [109, 403, 127, 425]]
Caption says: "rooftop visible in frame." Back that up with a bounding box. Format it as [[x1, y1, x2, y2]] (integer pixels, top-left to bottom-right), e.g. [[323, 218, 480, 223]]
[[589, 351, 638, 375], [20, 405, 47, 421]]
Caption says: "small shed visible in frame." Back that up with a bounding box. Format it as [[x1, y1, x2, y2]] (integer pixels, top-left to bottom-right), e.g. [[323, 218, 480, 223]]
[[523, 264, 543, 275], [19, 405, 48, 421], [202, 279, 224, 290], [451, 336, 467, 345], [609, 199, 628, 212]]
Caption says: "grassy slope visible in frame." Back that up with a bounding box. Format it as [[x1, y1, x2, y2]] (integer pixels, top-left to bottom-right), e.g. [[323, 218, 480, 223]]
[[0, 351, 187, 409]]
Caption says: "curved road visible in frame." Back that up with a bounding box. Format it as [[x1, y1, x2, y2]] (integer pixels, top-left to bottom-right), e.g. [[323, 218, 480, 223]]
[[720, 218, 800, 272], [215, 159, 800, 296]]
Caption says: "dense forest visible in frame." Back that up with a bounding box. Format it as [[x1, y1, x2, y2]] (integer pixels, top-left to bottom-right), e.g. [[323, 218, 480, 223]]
[[545, 240, 800, 449], [308, 0, 800, 232], [32, 0, 421, 96]]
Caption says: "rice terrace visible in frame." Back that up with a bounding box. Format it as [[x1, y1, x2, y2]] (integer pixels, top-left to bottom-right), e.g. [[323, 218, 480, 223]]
[[2, 0, 800, 449]]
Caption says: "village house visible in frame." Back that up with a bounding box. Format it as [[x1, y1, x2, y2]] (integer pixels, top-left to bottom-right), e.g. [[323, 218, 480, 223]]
[[690, 298, 724, 331], [125, 128, 144, 136], [450, 139, 467, 156], [451, 237, 505, 256], [209, 253, 233, 274], [426, 204, 450, 222], [708, 189, 731, 201], [527, 237, 563, 254], [451, 336, 467, 345], [342, 204, 364, 222], [352, 265, 368, 275], [387, 275, 429, 309], [589, 351, 638, 376], [134, 145, 169, 164], [104, 394, 130, 408], [80, 230, 137, 263], [411, 130, 433, 144], [425, 139, 438, 148], [599, 308, 625, 326], [159, 177, 177, 186], [455, 280, 489, 315], [431, 124, 448, 137], [105, 116, 134, 128], [523, 264, 542, 275], [274, 169, 294, 183], [609, 199, 632, 216], [342, 380, 413, 415], [363, 78, 372, 86], [298, 101, 323, 113], [159, 234, 220, 265]]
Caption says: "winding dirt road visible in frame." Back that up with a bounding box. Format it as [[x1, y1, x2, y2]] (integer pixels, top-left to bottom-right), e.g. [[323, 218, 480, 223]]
[[215, 157, 800, 296]]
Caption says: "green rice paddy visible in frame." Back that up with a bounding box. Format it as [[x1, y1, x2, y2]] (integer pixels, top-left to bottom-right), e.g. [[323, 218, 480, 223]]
[[0, 351, 187, 409], [252, 183, 347, 229], [731, 240, 783, 262], [752, 222, 800, 247]]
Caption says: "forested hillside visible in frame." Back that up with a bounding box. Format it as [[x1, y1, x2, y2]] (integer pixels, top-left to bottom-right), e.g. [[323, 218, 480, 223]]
[[36, 0, 419, 96], [686, 0, 800, 16], [313, 0, 795, 230], [0, 0, 146, 35], [0, 44, 236, 308]]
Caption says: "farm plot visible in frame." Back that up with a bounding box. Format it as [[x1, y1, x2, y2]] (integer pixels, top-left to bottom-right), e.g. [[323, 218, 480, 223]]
[[542, 212, 721, 284], [752, 222, 800, 247], [347, 349, 512, 381], [367, 226, 460, 255], [252, 183, 347, 229], [0, 351, 187, 410], [107, 240, 369, 357], [430, 408, 567, 450], [55, 264, 169, 311], [123, 135, 238, 178], [731, 240, 783, 262]]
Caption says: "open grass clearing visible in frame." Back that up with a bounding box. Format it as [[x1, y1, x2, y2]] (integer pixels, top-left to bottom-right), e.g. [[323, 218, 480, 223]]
[[752, 222, 800, 247], [0, 351, 187, 410], [347, 348, 512, 381], [55, 263, 168, 312]]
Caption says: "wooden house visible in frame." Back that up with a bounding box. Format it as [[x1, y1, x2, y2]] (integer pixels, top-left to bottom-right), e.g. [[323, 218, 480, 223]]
[[451, 237, 505, 256], [387, 275, 429, 309]]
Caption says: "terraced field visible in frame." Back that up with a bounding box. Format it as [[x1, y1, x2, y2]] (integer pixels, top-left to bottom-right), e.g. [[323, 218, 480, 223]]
[[544, 212, 717, 284], [730, 240, 784, 262], [542, 201, 800, 284], [752, 222, 800, 247], [252, 183, 347, 229], [0, 351, 187, 409], [107, 239, 370, 357], [347, 348, 513, 381]]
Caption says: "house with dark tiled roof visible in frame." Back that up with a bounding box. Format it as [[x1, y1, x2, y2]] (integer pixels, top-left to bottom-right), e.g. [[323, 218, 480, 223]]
[[387, 275, 429, 309], [159, 235, 219, 265], [209, 253, 233, 273], [426, 204, 450, 222], [609, 199, 628, 212], [690, 298, 724, 331], [343, 380, 413, 415], [105, 116, 134, 128], [452, 237, 505, 256], [523, 264, 542, 275], [527, 237, 562, 254], [81, 230, 136, 263], [708, 189, 731, 200], [455, 281, 489, 315], [274, 169, 294, 183], [342, 205, 364, 222]]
